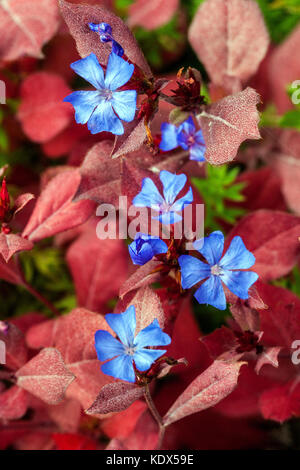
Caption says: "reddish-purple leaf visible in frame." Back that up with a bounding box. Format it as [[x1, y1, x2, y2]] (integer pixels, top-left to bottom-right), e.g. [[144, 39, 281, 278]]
[[18, 72, 73, 143], [59, 0, 152, 77], [275, 154, 300, 215], [163, 360, 245, 426], [0, 322, 28, 371], [75, 141, 121, 206], [119, 260, 162, 299], [0, 256, 25, 286], [189, 0, 269, 89], [255, 347, 281, 374], [0, 233, 33, 262], [0, 386, 29, 421], [66, 229, 128, 312], [269, 25, 300, 114], [128, 0, 179, 31], [13, 193, 35, 217], [199, 87, 261, 165], [26, 308, 114, 409], [260, 380, 300, 423], [16, 348, 75, 405], [111, 118, 148, 159], [0, 0, 60, 62], [22, 169, 95, 242], [86, 383, 144, 415], [226, 210, 300, 281]]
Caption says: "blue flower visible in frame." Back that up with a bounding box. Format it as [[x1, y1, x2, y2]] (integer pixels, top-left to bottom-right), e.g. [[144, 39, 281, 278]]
[[160, 117, 206, 162], [64, 52, 137, 135], [95, 305, 171, 383], [132, 170, 193, 225], [88, 22, 124, 56], [129, 233, 168, 266], [178, 231, 258, 310]]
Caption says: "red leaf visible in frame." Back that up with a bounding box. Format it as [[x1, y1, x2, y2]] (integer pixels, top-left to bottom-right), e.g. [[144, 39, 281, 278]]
[[16, 348, 75, 405], [0, 385, 29, 420], [0, 322, 28, 370], [111, 118, 148, 159], [257, 283, 300, 348], [47, 398, 82, 433], [118, 286, 166, 333], [199, 87, 261, 165], [0, 0, 60, 62], [188, 0, 269, 89], [255, 347, 281, 374], [75, 141, 121, 206], [22, 169, 95, 242], [13, 193, 35, 217], [0, 256, 25, 286], [101, 400, 147, 439], [52, 433, 98, 450], [226, 210, 300, 281], [26, 308, 114, 409], [269, 25, 300, 113], [86, 383, 144, 415], [260, 379, 300, 423], [59, 0, 152, 77], [119, 260, 162, 298], [66, 228, 128, 312], [163, 360, 245, 426], [18, 72, 73, 143], [128, 0, 179, 31], [0, 233, 33, 262], [275, 154, 300, 215]]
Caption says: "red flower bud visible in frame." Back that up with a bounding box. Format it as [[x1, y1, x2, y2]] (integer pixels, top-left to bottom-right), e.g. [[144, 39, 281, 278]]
[[0, 179, 10, 222]]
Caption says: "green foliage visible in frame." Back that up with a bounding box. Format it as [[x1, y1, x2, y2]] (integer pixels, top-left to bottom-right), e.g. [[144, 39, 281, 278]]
[[133, 15, 184, 69], [272, 265, 300, 298], [256, 0, 300, 43], [192, 297, 230, 334], [192, 164, 246, 231]]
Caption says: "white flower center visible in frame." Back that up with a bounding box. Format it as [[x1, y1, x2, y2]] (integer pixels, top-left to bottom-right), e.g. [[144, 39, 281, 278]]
[[211, 264, 223, 276], [125, 345, 136, 356], [99, 89, 113, 101]]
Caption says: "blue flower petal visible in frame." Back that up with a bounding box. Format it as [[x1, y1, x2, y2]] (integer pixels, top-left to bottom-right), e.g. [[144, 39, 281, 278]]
[[94, 330, 125, 361], [221, 270, 259, 300], [194, 275, 226, 310], [64, 91, 100, 124], [134, 319, 171, 349], [170, 186, 193, 212], [133, 348, 167, 372], [87, 100, 124, 135], [178, 255, 211, 289], [160, 171, 187, 205], [132, 178, 164, 209], [178, 116, 195, 135], [70, 53, 105, 90], [111, 90, 137, 122], [104, 53, 135, 90], [105, 305, 136, 347], [159, 123, 178, 151], [128, 234, 167, 265], [101, 354, 136, 382], [189, 142, 206, 162], [153, 211, 183, 225], [220, 236, 256, 270], [194, 231, 224, 266]]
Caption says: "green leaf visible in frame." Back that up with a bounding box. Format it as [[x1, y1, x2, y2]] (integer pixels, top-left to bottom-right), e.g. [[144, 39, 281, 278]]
[[279, 110, 300, 131]]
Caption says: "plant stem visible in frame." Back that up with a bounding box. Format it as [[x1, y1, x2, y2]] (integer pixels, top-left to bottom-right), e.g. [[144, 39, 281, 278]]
[[23, 281, 60, 316], [144, 384, 166, 449]]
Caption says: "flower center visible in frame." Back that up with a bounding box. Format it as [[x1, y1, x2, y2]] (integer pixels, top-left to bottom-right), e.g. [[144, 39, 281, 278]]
[[125, 345, 136, 356], [99, 89, 113, 101], [210, 264, 223, 276]]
